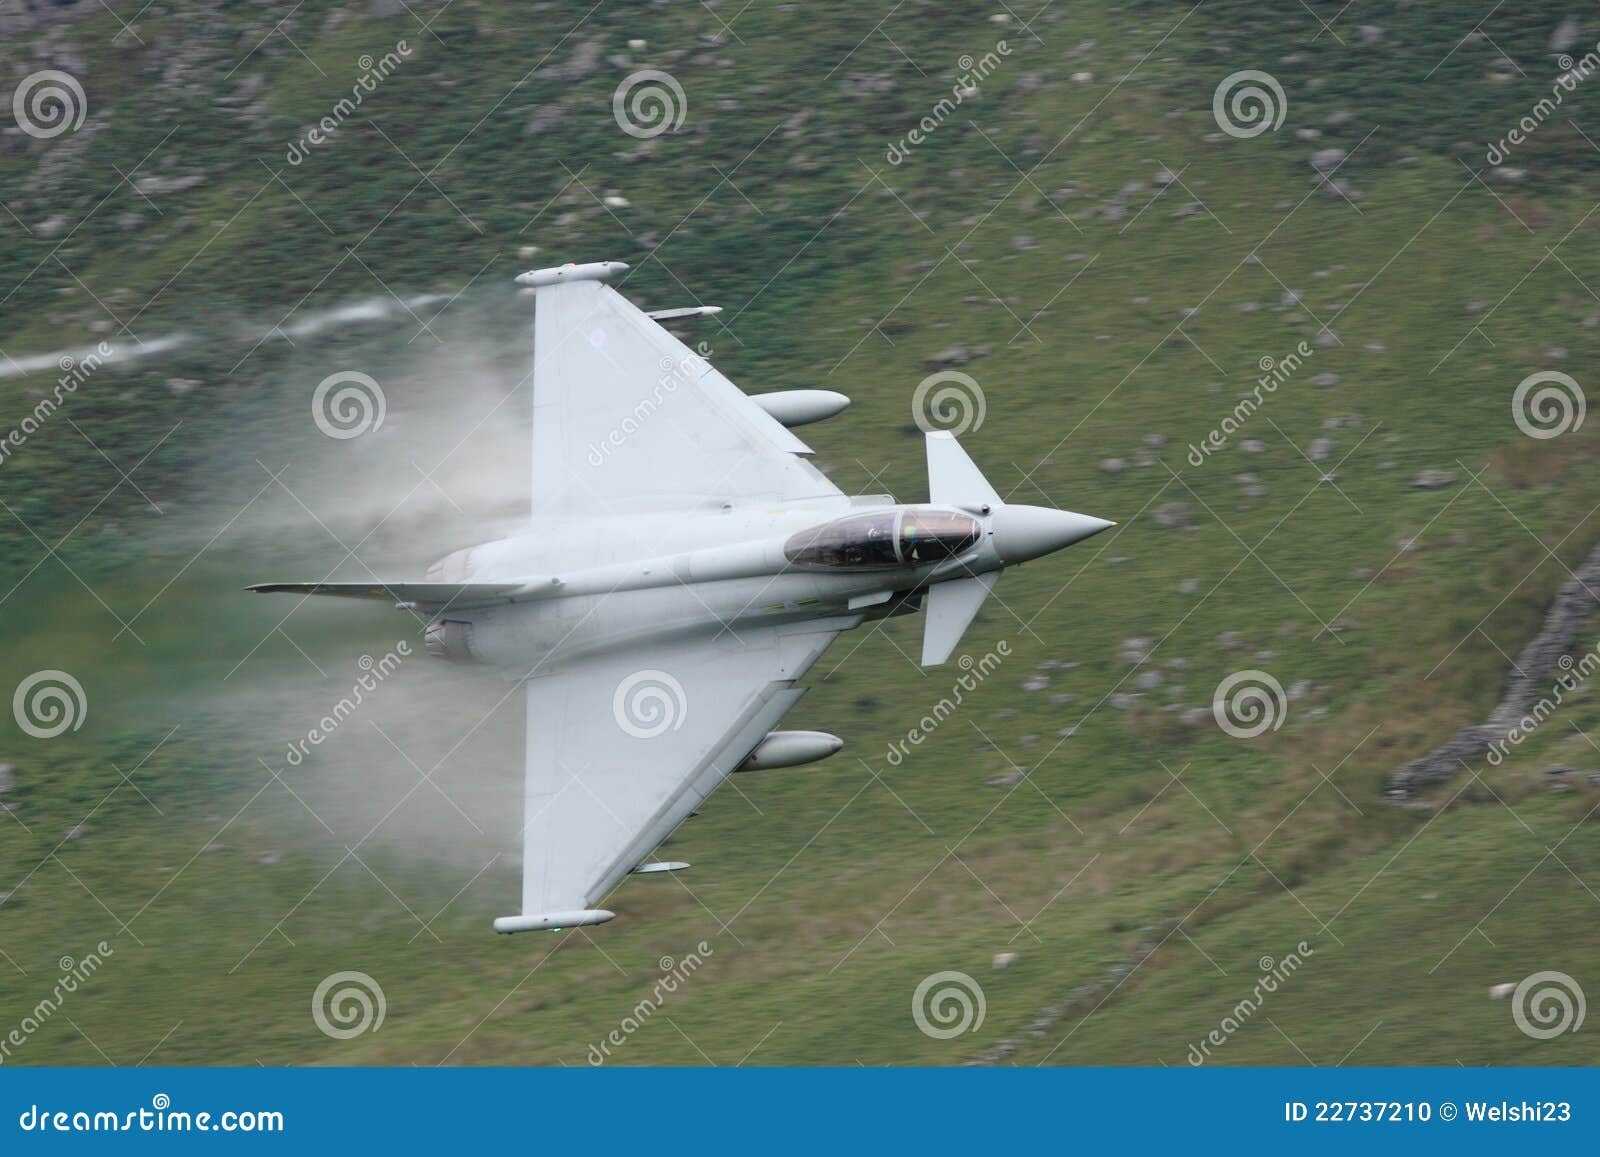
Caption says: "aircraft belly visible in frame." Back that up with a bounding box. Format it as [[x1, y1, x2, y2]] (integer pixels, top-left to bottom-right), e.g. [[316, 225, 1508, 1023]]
[[459, 572, 885, 675]]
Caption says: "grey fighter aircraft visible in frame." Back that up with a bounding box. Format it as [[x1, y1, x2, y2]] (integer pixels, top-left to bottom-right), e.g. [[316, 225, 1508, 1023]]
[[252, 261, 1113, 934]]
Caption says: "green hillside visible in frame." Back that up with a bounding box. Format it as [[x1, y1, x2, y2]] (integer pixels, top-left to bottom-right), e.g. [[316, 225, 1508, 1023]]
[[2, 1, 1598, 1066]]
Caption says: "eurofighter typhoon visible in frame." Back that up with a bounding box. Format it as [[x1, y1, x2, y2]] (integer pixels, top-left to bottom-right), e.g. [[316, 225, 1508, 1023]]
[[252, 261, 1113, 934]]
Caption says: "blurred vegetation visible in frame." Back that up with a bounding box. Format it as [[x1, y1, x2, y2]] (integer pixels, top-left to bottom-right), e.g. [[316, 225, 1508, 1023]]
[[1, 1, 1599, 1066]]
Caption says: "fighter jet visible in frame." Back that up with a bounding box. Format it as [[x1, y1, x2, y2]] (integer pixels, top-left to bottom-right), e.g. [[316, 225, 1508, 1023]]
[[251, 261, 1112, 934]]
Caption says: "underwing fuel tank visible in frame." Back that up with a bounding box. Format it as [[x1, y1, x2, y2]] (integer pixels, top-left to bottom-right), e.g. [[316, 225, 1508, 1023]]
[[751, 389, 851, 429], [737, 730, 844, 771]]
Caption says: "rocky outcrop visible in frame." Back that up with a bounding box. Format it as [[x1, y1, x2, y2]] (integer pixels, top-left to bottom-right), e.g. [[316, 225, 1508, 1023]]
[[0, 0, 99, 35], [1384, 537, 1600, 800]]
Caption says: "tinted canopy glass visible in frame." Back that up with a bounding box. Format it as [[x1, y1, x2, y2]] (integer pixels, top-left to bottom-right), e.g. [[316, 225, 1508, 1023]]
[[899, 509, 982, 563], [784, 509, 980, 570]]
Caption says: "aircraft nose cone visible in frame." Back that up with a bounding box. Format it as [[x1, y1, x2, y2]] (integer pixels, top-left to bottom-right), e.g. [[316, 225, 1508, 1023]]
[[992, 505, 1114, 563]]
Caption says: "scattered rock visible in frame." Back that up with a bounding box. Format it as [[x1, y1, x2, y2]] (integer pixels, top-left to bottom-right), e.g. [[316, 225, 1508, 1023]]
[[1310, 147, 1347, 173], [1412, 469, 1456, 489], [1099, 457, 1127, 475], [133, 174, 207, 196], [925, 345, 975, 369], [993, 952, 1020, 969], [1152, 502, 1190, 528], [524, 105, 567, 135]]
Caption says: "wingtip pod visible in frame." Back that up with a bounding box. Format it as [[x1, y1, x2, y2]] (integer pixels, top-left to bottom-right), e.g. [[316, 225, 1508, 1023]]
[[515, 261, 629, 288], [493, 909, 615, 934]]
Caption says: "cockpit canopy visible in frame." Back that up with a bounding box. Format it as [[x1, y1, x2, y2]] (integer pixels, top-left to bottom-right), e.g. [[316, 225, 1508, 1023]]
[[784, 508, 982, 571]]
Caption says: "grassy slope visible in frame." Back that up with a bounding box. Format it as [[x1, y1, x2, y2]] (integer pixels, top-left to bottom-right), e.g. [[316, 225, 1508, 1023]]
[[2, 1, 1599, 1065]]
